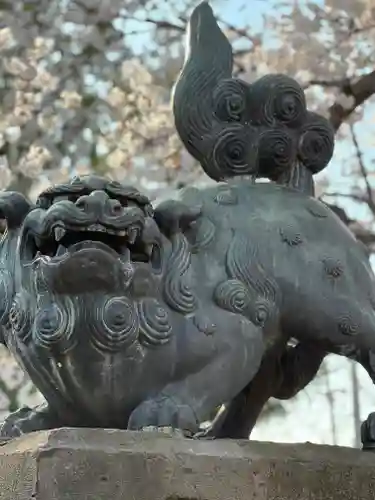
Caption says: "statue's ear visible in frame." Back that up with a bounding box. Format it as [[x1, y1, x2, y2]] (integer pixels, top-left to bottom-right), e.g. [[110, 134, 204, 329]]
[[154, 200, 201, 236], [0, 191, 33, 230]]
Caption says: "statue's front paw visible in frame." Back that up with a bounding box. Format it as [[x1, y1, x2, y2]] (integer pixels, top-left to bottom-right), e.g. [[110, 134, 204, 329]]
[[1, 406, 37, 438], [0, 404, 56, 438], [361, 412, 375, 450], [128, 394, 199, 436]]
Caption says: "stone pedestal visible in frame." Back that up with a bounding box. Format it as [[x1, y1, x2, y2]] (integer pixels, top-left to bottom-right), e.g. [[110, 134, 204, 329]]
[[1, 428, 375, 499]]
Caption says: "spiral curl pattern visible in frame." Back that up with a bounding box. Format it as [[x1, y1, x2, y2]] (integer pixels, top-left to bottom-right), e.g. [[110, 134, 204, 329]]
[[338, 313, 359, 336], [137, 298, 172, 347], [9, 292, 32, 342], [189, 216, 216, 253], [298, 112, 334, 174], [211, 124, 256, 178], [91, 297, 138, 353], [249, 74, 306, 127], [163, 233, 196, 315], [214, 279, 250, 314], [33, 297, 76, 353], [252, 298, 272, 327], [213, 78, 249, 123], [258, 129, 295, 180]]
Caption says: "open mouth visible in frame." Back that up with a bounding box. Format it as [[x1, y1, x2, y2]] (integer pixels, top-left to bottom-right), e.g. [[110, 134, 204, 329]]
[[25, 222, 162, 271]]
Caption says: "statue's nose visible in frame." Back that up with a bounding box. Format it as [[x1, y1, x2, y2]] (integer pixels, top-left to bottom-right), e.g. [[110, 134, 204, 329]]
[[75, 190, 122, 217]]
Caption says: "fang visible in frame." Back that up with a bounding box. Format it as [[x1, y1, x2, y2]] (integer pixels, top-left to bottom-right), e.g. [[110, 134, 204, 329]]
[[54, 226, 66, 242], [128, 227, 138, 244], [145, 243, 153, 258]]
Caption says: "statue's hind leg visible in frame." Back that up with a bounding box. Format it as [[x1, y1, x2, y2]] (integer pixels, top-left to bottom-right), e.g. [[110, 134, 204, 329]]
[[279, 290, 375, 450], [342, 348, 375, 450], [362, 411, 375, 450], [311, 300, 375, 451], [198, 340, 326, 439]]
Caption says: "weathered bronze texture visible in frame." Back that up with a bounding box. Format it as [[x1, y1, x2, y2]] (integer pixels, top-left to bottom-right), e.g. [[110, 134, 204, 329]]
[[0, 2, 375, 450]]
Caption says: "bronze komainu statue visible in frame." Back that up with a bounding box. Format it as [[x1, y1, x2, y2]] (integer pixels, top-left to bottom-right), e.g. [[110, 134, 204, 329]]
[[1, 2, 375, 449]]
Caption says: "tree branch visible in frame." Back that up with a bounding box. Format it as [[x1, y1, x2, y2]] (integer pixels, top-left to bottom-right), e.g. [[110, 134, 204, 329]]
[[136, 14, 255, 75], [215, 17, 260, 47], [307, 78, 351, 88], [349, 123, 375, 215], [142, 17, 185, 32], [323, 191, 368, 203], [349, 228, 375, 247], [327, 70, 375, 131], [306, 71, 375, 131], [343, 22, 375, 37]]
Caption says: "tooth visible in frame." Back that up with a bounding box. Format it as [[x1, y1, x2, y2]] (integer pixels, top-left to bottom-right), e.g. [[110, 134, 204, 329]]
[[128, 227, 138, 244], [117, 230, 127, 237], [54, 226, 66, 242], [145, 244, 153, 258]]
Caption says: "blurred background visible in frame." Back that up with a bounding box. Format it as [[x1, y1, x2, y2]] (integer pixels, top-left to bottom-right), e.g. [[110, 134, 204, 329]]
[[0, 0, 375, 448]]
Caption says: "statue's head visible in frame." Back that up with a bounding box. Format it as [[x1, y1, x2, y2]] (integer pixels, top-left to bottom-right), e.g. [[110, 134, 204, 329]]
[[7, 174, 173, 348], [0, 173, 221, 425], [19, 175, 161, 296], [0, 176, 196, 422]]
